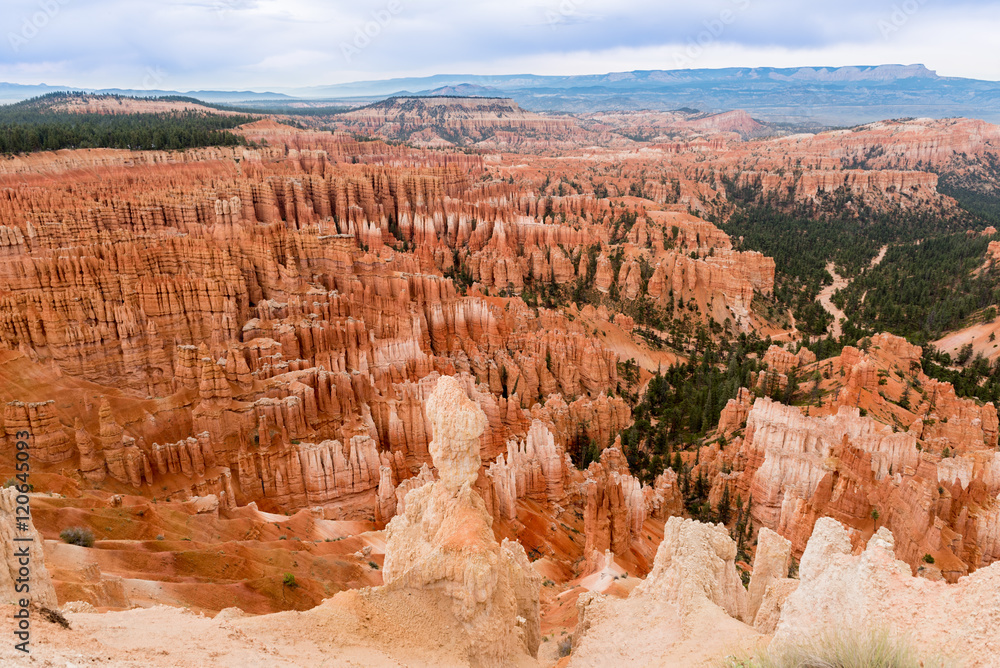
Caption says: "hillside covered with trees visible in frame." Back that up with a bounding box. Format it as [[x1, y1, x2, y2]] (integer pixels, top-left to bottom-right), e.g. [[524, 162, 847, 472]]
[[0, 93, 257, 154]]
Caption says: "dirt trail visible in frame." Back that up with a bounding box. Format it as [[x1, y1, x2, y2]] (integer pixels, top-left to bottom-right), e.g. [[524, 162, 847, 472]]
[[817, 263, 849, 338], [816, 246, 887, 339], [870, 245, 888, 268]]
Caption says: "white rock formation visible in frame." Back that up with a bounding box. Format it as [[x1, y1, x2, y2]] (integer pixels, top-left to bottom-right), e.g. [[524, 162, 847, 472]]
[[381, 375, 542, 666], [569, 517, 760, 667], [773, 517, 1000, 666], [747, 527, 792, 625]]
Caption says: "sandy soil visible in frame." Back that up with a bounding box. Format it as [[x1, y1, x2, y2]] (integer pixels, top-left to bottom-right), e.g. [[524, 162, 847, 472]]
[[933, 319, 1000, 361], [0, 601, 474, 667], [574, 309, 681, 374]]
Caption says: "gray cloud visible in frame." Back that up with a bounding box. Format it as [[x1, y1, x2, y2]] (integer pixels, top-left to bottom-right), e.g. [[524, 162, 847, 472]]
[[0, 0, 996, 90]]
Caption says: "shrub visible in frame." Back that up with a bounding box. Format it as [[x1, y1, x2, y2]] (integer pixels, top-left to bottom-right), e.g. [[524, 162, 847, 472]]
[[368, 561, 380, 570], [283, 573, 297, 588], [922, 554, 935, 564], [156, 535, 165, 541], [557, 639, 573, 658], [60, 527, 95, 548], [725, 627, 932, 668]]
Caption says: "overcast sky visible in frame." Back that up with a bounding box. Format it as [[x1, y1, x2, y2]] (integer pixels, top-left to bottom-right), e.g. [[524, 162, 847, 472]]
[[1, 0, 997, 91]]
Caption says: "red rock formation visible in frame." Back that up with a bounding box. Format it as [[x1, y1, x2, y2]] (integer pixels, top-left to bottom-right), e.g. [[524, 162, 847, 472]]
[[381, 375, 542, 664], [718, 387, 753, 437], [4, 400, 73, 463], [74, 419, 106, 482], [332, 96, 576, 146], [724, 394, 1000, 580], [483, 420, 570, 520], [582, 442, 647, 558]]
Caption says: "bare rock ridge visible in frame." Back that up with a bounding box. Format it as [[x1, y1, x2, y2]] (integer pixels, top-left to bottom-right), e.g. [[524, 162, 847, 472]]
[[570, 516, 1000, 666], [774, 517, 1000, 665]]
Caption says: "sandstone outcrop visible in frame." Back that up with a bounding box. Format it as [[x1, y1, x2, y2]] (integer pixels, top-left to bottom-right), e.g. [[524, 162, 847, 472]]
[[0, 487, 57, 608], [378, 375, 542, 665], [728, 395, 1000, 578], [2, 101, 999, 667], [569, 517, 759, 666], [483, 420, 570, 521], [4, 401, 73, 464], [746, 526, 793, 628], [581, 442, 647, 558], [710, 333, 1000, 579]]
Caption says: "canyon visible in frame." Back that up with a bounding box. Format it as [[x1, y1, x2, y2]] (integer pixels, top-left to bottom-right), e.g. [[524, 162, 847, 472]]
[[1, 96, 1000, 665]]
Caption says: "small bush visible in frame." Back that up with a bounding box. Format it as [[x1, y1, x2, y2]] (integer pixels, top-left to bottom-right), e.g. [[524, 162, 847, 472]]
[[60, 527, 95, 548], [282, 573, 297, 588], [558, 639, 573, 657], [368, 560, 380, 570], [726, 627, 930, 668], [156, 535, 165, 541], [922, 554, 935, 564]]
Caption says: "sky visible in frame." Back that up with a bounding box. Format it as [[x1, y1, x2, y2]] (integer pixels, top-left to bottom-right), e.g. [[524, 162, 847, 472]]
[[0, 0, 998, 91]]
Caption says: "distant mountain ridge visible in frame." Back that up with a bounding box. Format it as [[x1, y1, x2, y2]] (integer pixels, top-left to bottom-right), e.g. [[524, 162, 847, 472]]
[[3, 64, 1000, 126], [284, 64, 947, 98]]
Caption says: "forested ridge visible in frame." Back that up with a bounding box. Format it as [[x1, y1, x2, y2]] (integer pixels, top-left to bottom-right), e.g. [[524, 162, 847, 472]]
[[715, 175, 981, 337], [0, 93, 257, 154], [833, 232, 1000, 343], [714, 167, 1000, 405]]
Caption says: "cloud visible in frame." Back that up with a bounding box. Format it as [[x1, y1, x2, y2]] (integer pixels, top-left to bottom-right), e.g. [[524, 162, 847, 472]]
[[0, 0, 996, 90]]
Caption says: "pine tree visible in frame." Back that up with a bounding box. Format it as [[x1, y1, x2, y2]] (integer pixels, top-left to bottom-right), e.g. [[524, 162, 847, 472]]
[[695, 470, 708, 500], [717, 484, 732, 525], [783, 367, 799, 404]]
